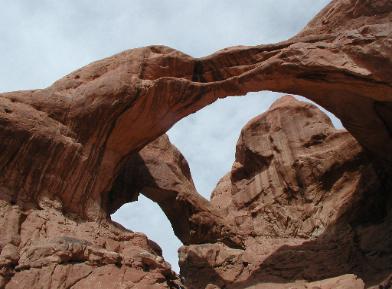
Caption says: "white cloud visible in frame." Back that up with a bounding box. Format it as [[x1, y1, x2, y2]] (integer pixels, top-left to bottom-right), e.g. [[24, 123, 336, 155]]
[[0, 0, 335, 273]]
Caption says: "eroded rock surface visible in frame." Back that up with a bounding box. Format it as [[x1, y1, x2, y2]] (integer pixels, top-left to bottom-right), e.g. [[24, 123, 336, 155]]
[[0, 0, 391, 288], [108, 135, 243, 248], [179, 96, 392, 288], [0, 199, 183, 289], [0, 0, 390, 221]]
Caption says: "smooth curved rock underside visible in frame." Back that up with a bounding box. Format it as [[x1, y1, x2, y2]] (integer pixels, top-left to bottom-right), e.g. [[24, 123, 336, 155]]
[[0, 0, 391, 288]]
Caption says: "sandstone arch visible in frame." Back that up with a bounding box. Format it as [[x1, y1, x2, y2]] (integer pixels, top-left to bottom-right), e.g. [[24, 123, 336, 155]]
[[0, 0, 391, 288], [1, 0, 391, 221]]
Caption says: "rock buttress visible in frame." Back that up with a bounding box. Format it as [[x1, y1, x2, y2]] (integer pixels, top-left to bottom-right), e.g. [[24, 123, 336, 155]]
[[179, 96, 391, 289]]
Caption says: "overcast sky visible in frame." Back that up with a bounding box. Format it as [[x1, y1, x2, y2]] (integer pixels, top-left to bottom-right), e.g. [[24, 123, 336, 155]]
[[1, 0, 337, 272]]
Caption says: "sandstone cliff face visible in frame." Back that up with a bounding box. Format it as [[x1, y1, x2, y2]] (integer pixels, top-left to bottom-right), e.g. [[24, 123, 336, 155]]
[[179, 96, 391, 288], [0, 0, 391, 288]]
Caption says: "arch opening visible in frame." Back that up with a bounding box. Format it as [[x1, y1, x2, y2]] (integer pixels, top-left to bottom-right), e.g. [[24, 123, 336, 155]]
[[109, 90, 344, 275], [168, 91, 343, 199], [111, 195, 182, 273]]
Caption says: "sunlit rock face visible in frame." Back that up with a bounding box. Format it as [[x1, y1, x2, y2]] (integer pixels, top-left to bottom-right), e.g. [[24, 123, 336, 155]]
[[0, 203, 183, 289], [180, 96, 391, 288], [0, 0, 391, 288]]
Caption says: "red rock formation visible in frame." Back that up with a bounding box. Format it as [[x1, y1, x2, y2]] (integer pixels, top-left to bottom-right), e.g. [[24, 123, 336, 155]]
[[0, 0, 391, 288], [1, 0, 390, 221], [179, 96, 391, 288], [109, 135, 243, 248], [0, 199, 183, 288]]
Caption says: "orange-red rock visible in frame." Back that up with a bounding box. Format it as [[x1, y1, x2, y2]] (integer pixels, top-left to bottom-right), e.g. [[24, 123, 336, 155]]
[[108, 135, 243, 247], [0, 0, 390, 220], [0, 199, 183, 288], [0, 0, 391, 288], [179, 96, 391, 288]]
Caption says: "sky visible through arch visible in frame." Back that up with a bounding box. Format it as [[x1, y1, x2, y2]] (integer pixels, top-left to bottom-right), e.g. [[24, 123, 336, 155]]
[[1, 0, 338, 273]]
